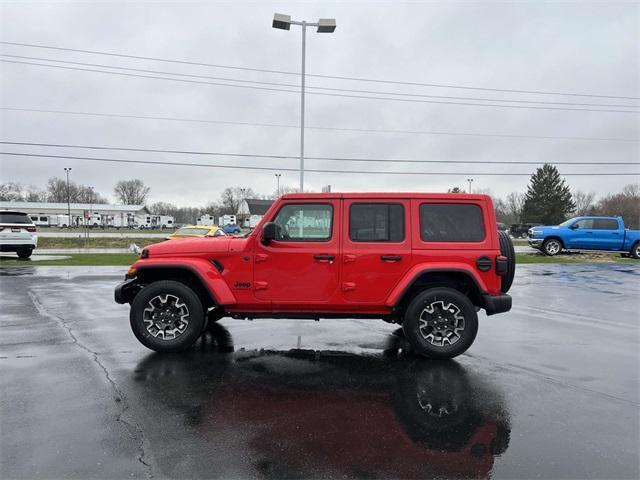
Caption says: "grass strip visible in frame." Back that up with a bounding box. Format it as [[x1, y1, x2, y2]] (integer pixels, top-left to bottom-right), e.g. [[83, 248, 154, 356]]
[[1, 252, 636, 267]]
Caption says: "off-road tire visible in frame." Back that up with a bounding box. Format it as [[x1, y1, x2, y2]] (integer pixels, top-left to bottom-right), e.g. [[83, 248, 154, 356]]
[[403, 288, 478, 359], [17, 248, 32, 259], [631, 242, 640, 260], [130, 280, 205, 352], [542, 238, 562, 256], [497, 231, 516, 293]]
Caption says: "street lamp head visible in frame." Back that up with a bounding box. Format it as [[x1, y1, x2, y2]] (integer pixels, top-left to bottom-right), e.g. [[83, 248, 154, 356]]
[[317, 18, 336, 33], [272, 13, 291, 30]]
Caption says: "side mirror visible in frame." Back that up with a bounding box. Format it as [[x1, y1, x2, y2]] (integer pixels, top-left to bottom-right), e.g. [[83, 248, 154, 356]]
[[261, 222, 277, 245], [570, 224, 579, 230]]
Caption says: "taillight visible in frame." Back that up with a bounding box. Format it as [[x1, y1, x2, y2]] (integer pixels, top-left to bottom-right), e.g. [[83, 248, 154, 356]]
[[26, 226, 37, 233], [495, 255, 508, 276]]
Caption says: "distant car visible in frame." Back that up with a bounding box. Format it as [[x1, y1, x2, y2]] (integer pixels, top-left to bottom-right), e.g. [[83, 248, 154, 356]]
[[166, 225, 226, 240], [0, 211, 38, 258], [221, 224, 241, 234], [509, 223, 539, 239]]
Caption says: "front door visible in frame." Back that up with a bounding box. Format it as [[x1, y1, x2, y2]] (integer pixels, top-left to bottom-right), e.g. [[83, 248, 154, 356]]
[[341, 199, 411, 304], [566, 218, 594, 249], [253, 200, 341, 306]]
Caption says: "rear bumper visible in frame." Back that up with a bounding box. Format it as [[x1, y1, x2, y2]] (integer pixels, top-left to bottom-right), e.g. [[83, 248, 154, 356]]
[[114, 278, 138, 304], [0, 243, 36, 252], [481, 293, 512, 316]]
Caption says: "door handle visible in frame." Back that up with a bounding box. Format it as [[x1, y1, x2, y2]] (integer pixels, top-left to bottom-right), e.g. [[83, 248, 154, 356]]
[[314, 254, 335, 262], [380, 255, 402, 262]]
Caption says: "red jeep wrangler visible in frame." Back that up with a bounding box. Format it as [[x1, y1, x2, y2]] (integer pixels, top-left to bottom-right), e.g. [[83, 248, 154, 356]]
[[115, 193, 514, 359]]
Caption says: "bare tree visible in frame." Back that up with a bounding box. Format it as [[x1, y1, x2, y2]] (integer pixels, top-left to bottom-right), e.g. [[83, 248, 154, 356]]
[[114, 179, 150, 205], [573, 190, 596, 215], [0, 182, 25, 201], [504, 192, 525, 224], [219, 187, 255, 214], [594, 183, 640, 229]]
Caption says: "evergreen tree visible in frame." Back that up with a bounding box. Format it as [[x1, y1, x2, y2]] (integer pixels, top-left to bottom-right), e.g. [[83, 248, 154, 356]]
[[522, 164, 575, 224]]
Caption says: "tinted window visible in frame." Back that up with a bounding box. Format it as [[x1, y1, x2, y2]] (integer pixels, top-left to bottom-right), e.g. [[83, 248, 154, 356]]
[[0, 213, 31, 224], [273, 204, 332, 241], [594, 219, 619, 230], [350, 203, 404, 242], [573, 219, 594, 229], [420, 204, 485, 242]]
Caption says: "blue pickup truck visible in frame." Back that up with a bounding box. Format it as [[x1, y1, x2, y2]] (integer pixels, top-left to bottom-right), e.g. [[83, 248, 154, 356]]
[[528, 216, 640, 258]]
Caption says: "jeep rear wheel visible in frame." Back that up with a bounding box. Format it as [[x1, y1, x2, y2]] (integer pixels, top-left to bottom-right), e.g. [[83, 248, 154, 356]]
[[403, 288, 478, 359], [130, 280, 205, 352], [542, 238, 562, 256]]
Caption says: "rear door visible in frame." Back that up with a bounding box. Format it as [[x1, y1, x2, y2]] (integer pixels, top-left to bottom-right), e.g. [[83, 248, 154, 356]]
[[592, 218, 623, 250], [341, 199, 411, 304]]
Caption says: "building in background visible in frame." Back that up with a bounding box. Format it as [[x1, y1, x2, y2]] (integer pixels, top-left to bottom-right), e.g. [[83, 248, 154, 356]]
[[0, 201, 153, 228], [237, 199, 274, 228]]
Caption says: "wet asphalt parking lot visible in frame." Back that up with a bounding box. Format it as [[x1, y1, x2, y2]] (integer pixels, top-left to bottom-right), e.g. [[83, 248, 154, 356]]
[[1, 263, 639, 479]]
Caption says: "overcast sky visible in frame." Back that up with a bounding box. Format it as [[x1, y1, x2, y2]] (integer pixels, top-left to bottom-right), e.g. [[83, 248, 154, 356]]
[[0, 0, 638, 206]]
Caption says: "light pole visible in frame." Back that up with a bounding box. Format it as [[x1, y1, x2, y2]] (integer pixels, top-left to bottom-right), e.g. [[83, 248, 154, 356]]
[[275, 173, 282, 197], [467, 178, 474, 194], [272, 13, 336, 192], [64, 167, 72, 228], [89, 186, 94, 225]]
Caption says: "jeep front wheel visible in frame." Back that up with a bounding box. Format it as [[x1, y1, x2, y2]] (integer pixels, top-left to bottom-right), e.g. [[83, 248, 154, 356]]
[[403, 288, 478, 359], [130, 280, 205, 352], [542, 238, 562, 256]]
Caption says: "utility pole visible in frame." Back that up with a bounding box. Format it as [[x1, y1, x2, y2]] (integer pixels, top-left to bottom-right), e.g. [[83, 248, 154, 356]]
[[467, 178, 474, 194], [272, 14, 336, 192], [64, 167, 72, 228], [275, 173, 282, 197]]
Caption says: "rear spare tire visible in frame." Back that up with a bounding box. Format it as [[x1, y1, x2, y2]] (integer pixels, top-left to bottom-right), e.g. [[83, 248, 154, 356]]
[[498, 230, 516, 293], [403, 288, 478, 359], [130, 280, 205, 352]]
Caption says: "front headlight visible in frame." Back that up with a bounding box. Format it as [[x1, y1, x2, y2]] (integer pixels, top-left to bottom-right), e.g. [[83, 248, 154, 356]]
[[530, 229, 544, 236]]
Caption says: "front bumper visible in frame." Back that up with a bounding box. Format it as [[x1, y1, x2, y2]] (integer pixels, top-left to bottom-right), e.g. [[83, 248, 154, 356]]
[[114, 278, 139, 304], [481, 294, 512, 316], [528, 237, 543, 248]]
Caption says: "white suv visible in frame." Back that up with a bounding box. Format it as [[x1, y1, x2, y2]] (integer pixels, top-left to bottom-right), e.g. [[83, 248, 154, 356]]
[[0, 211, 38, 258]]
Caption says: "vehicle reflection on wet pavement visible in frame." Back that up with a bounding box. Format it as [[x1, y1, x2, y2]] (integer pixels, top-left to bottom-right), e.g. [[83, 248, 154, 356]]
[[1, 264, 639, 479], [132, 323, 510, 478]]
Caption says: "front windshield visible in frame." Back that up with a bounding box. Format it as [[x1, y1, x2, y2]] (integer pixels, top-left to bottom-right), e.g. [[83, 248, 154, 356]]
[[175, 228, 211, 236]]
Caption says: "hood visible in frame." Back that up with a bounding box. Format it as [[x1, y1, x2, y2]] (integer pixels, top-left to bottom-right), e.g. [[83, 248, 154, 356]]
[[145, 236, 232, 256]]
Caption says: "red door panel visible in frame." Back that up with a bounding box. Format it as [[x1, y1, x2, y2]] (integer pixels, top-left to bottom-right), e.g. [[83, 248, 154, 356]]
[[253, 200, 341, 306], [341, 199, 412, 304]]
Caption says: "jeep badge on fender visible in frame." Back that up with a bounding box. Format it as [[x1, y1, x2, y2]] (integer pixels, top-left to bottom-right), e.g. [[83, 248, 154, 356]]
[[115, 192, 514, 359]]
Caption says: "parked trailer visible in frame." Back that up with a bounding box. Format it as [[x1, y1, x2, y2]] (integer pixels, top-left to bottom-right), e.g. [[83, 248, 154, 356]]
[[219, 214, 236, 226], [197, 214, 216, 226]]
